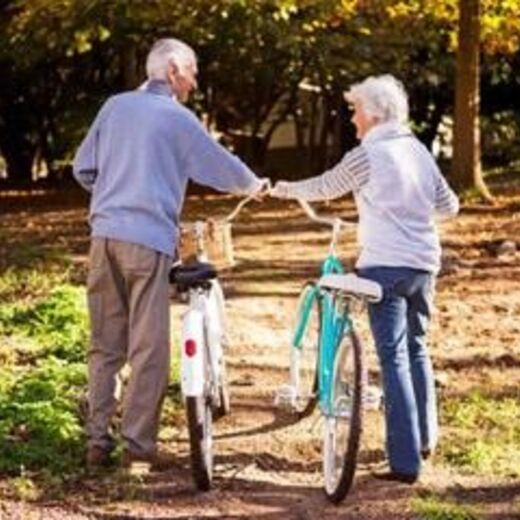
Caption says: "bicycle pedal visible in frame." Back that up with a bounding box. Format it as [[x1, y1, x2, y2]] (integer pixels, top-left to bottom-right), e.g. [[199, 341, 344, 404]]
[[274, 384, 298, 410], [364, 385, 383, 410], [309, 413, 322, 433], [334, 396, 352, 419], [221, 333, 231, 348]]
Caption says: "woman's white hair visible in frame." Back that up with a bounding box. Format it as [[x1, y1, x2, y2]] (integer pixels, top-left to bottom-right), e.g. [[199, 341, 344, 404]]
[[344, 74, 409, 124], [146, 38, 197, 81]]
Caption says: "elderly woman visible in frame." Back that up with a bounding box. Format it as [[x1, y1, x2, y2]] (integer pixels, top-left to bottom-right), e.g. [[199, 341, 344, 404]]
[[272, 74, 459, 483]]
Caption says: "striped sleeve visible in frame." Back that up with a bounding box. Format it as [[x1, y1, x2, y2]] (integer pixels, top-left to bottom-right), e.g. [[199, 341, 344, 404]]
[[434, 173, 459, 218], [285, 146, 371, 201]]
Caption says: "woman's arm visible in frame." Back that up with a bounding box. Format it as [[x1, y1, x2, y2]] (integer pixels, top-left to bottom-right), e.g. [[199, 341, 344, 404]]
[[272, 146, 370, 201]]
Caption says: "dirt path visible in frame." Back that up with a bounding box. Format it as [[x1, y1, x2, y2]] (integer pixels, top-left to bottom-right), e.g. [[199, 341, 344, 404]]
[[1, 189, 520, 519]]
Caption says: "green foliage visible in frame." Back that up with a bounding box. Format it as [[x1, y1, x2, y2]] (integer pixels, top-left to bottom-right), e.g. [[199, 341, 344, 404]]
[[440, 391, 520, 477], [0, 359, 87, 474], [1, 1, 519, 181], [0, 274, 88, 475], [8, 475, 40, 501], [0, 267, 182, 478], [481, 0, 520, 54], [0, 268, 68, 302], [0, 285, 88, 362], [411, 493, 480, 520], [481, 111, 520, 166]]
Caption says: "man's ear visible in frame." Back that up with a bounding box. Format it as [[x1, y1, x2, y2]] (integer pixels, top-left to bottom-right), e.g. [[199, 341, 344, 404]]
[[167, 62, 179, 83]]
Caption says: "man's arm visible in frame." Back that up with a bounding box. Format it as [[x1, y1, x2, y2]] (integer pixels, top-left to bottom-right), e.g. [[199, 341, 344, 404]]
[[182, 120, 262, 195], [72, 99, 113, 192], [271, 146, 370, 201]]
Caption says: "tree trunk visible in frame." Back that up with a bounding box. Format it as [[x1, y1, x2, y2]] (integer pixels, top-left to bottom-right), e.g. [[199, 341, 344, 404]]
[[0, 111, 35, 184], [307, 94, 319, 175], [316, 95, 333, 173], [121, 42, 140, 89], [452, 0, 492, 200], [0, 141, 34, 184]]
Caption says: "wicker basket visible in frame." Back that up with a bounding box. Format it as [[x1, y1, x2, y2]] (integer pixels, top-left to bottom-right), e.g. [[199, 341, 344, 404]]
[[179, 219, 235, 269]]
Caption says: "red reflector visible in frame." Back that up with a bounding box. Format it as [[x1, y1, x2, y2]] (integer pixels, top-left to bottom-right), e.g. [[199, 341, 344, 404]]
[[185, 339, 197, 357]]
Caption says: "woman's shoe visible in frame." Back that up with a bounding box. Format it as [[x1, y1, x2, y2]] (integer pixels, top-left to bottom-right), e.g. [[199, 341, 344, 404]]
[[421, 448, 433, 460], [372, 469, 418, 484]]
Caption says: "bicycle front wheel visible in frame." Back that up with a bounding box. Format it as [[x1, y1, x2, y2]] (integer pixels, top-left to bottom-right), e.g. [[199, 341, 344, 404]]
[[323, 329, 364, 503], [291, 282, 321, 418], [186, 394, 213, 491]]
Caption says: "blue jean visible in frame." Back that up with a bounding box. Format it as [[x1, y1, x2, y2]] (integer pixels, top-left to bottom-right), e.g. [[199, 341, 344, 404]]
[[358, 266, 438, 476]]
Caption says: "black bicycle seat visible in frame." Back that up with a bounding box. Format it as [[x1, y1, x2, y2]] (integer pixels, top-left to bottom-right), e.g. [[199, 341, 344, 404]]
[[169, 261, 217, 288]]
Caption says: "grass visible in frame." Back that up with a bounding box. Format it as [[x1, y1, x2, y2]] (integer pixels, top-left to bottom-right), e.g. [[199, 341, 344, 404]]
[[411, 494, 480, 520], [0, 284, 89, 362], [440, 391, 520, 477], [0, 262, 183, 489], [0, 270, 89, 476]]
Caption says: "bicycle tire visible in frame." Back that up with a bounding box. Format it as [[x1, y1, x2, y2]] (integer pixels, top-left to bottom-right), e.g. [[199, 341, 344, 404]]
[[323, 328, 364, 503], [291, 282, 321, 418], [186, 395, 213, 491], [214, 358, 230, 420], [211, 280, 231, 420]]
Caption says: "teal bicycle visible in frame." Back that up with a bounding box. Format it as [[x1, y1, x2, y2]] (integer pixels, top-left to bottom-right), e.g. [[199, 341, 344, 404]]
[[275, 199, 382, 503]]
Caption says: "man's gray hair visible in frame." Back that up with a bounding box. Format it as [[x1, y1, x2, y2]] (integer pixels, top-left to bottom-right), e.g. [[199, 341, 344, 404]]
[[146, 38, 197, 81], [344, 74, 409, 124]]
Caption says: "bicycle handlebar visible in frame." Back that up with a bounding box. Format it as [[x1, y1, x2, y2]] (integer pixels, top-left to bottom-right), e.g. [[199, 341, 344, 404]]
[[296, 198, 351, 230], [295, 198, 354, 253], [225, 179, 272, 223]]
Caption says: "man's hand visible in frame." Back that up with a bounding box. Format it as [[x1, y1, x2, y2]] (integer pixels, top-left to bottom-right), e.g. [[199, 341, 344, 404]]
[[270, 181, 291, 199], [252, 178, 272, 201]]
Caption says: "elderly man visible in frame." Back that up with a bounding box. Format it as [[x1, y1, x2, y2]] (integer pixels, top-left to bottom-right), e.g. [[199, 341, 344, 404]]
[[272, 74, 459, 483], [73, 38, 263, 470]]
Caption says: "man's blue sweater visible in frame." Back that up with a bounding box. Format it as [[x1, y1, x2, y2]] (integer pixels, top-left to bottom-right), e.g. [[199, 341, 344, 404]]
[[73, 80, 260, 256]]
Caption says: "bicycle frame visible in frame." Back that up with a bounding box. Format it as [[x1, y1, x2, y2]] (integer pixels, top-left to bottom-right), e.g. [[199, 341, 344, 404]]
[[291, 252, 356, 417], [178, 183, 271, 491], [180, 185, 268, 401], [289, 199, 357, 416], [277, 198, 381, 502]]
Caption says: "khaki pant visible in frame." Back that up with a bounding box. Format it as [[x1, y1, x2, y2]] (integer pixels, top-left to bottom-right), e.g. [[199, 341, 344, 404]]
[[86, 237, 171, 456]]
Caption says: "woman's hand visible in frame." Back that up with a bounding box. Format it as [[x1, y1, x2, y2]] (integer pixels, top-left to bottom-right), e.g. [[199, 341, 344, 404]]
[[270, 181, 291, 199]]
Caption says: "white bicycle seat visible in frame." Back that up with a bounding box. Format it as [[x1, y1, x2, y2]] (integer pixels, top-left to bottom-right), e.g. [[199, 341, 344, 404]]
[[318, 273, 383, 303]]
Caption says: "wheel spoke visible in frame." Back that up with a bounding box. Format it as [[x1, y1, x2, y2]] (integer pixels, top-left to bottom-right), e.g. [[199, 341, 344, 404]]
[[292, 283, 321, 416], [322, 330, 364, 503]]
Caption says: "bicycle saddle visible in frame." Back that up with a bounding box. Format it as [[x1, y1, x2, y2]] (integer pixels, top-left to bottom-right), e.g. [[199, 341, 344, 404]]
[[169, 261, 217, 288], [318, 273, 383, 303]]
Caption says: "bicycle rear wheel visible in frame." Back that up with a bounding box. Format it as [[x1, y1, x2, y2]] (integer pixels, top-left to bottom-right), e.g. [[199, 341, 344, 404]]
[[323, 328, 364, 503], [186, 392, 213, 491], [213, 357, 230, 420], [211, 280, 230, 420], [291, 282, 321, 418]]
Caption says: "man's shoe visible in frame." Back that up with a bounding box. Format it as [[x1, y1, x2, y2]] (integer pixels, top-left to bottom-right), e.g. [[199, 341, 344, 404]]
[[121, 449, 176, 472], [421, 448, 433, 460], [86, 446, 112, 468], [372, 470, 419, 484]]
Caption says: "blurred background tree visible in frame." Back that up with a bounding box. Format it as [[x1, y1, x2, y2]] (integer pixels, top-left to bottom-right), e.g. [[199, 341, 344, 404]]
[[0, 0, 519, 195]]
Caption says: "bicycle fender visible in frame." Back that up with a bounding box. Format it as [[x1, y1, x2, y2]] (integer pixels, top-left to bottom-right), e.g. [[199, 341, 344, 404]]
[[181, 308, 205, 397]]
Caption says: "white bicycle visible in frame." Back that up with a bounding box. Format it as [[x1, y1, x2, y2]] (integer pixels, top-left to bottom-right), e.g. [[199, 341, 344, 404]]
[[169, 184, 268, 491]]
